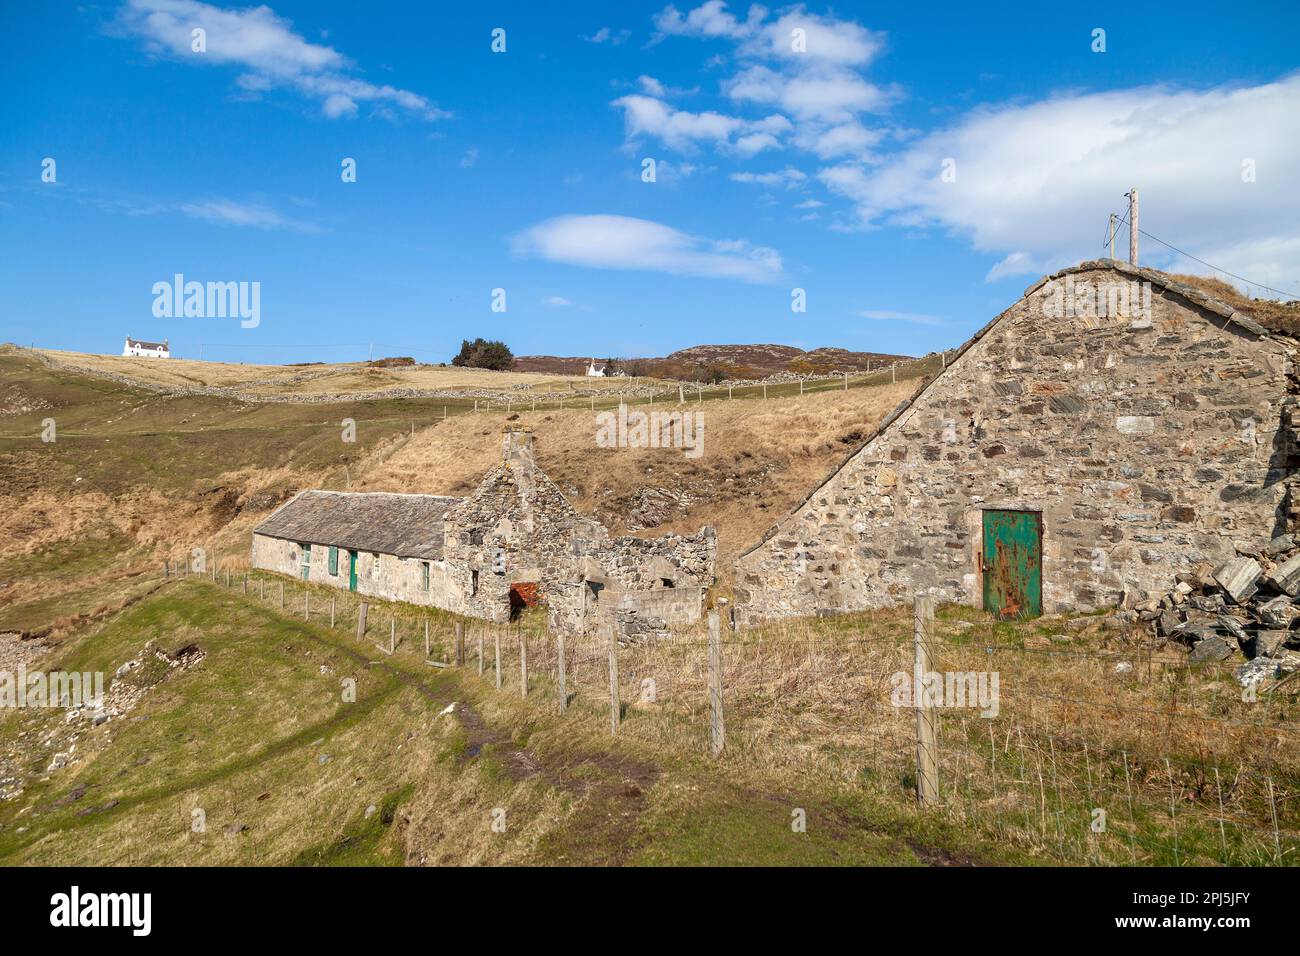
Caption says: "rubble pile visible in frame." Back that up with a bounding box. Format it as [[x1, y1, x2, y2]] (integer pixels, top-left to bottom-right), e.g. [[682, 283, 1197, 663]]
[[0, 640, 206, 805], [1140, 536, 1300, 688]]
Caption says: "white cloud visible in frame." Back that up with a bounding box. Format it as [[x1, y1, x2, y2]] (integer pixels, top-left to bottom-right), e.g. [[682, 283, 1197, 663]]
[[819, 74, 1300, 290], [460, 148, 480, 168], [586, 26, 631, 45], [643, 4, 894, 177], [612, 93, 787, 154], [513, 214, 782, 283], [732, 67, 893, 121], [860, 309, 945, 326], [177, 198, 318, 232], [741, 8, 885, 66], [117, 0, 447, 120], [652, 1, 765, 40], [730, 167, 806, 187], [794, 199, 824, 209], [544, 295, 573, 306], [638, 75, 668, 97]]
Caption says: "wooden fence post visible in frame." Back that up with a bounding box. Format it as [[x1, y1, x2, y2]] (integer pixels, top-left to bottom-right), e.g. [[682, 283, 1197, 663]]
[[304, 592, 309, 619], [494, 629, 502, 690], [279, 581, 284, 609], [425, 620, 430, 657], [519, 628, 528, 698], [455, 622, 464, 667], [607, 625, 620, 734], [163, 560, 169, 579], [557, 630, 567, 715], [477, 632, 484, 676], [914, 594, 939, 806], [243, 574, 248, 594], [390, 620, 396, 654], [260, 579, 265, 599], [708, 611, 724, 758], [356, 602, 368, 640]]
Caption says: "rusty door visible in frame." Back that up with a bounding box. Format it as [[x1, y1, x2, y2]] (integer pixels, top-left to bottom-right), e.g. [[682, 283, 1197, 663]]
[[981, 510, 1042, 619]]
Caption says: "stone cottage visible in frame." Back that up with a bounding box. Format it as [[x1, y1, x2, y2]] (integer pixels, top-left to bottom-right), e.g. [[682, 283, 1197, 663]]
[[735, 259, 1298, 627], [252, 429, 716, 634]]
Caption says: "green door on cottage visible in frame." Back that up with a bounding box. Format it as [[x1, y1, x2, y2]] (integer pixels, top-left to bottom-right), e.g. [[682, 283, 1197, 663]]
[[348, 550, 358, 592], [981, 510, 1042, 619], [301, 543, 311, 580]]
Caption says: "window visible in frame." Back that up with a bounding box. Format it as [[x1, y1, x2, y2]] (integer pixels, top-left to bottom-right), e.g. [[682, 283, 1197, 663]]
[[421, 561, 430, 591], [471, 570, 479, 596], [660, 577, 675, 589], [469, 529, 485, 545], [302, 543, 311, 565], [371, 553, 381, 580], [328, 546, 338, 575]]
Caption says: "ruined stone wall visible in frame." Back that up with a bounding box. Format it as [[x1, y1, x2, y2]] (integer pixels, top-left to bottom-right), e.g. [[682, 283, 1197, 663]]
[[613, 586, 706, 627], [603, 529, 717, 590], [253, 430, 719, 634], [736, 267, 1293, 627], [441, 461, 610, 624]]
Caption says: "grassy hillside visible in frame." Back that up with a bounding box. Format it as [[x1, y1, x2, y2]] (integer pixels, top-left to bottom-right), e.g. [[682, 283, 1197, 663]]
[[6, 573, 1292, 865], [0, 579, 1022, 866], [0, 343, 931, 636]]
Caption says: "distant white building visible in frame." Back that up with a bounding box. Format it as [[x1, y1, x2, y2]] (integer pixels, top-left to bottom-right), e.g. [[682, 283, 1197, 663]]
[[585, 358, 605, 377], [123, 337, 169, 358]]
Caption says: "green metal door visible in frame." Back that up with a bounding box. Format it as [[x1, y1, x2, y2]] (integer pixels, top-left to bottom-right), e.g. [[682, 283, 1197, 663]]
[[982, 510, 1042, 619], [348, 550, 358, 592]]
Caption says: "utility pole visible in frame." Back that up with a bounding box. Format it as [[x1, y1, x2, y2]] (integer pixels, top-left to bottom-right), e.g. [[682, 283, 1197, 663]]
[[1127, 187, 1139, 266], [1108, 213, 1117, 260]]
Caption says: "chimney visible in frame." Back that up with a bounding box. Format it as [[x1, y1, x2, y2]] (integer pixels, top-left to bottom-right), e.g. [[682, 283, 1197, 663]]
[[502, 427, 535, 473]]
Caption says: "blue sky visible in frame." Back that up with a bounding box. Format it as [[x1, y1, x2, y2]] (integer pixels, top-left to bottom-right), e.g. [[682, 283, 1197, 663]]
[[2, 0, 1298, 364]]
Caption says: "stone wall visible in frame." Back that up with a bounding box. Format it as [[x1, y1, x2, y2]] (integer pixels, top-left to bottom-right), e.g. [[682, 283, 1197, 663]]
[[250, 534, 461, 608], [252, 429, 719, 634], [736, 264, 1294, 627]]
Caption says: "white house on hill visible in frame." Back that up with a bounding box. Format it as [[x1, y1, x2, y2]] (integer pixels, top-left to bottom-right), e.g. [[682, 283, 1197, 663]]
[[123, 337, 170, 358], [585, 359, 605, 377]]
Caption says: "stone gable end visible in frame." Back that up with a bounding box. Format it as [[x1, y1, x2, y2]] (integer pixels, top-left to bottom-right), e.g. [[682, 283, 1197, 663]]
[[735, 264, 1293, 626]]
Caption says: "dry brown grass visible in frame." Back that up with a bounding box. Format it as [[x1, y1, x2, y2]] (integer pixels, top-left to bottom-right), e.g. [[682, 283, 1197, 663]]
[[349, 381, 914, 567], [33, 349, 652, 395], [1172, 273, 1300, 336], [434, 605, 1300, 866]]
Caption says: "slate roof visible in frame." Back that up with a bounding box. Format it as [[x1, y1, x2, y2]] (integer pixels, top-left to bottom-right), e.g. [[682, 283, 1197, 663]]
[[126, 337, 169, 350], [254, 490, 461, 560]]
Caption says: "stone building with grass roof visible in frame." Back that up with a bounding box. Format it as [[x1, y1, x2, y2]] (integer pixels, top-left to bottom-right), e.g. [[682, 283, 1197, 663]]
[[735, 259, 1300, 627]]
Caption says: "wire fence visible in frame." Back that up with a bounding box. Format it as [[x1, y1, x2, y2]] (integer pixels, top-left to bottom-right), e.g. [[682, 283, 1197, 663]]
[[186, 559, 1299, 866], [0, 351, 946, 442]]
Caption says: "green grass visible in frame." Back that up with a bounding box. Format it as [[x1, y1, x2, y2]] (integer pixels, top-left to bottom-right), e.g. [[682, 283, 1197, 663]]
[[14, 557, 1281, 867], [0, 580, 446, 865], [289, 784, 416, 866]]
